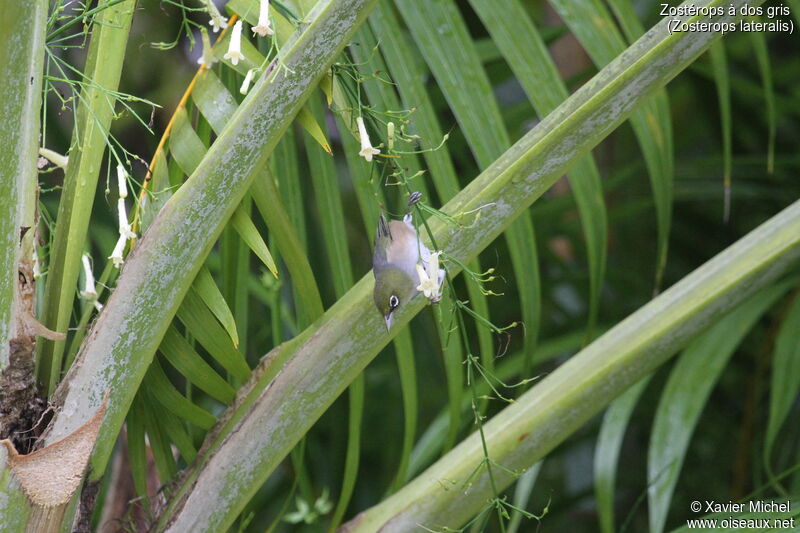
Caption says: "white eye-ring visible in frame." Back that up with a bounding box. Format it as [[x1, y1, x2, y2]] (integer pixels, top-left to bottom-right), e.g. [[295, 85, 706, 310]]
[[389, 295, 399, 309]]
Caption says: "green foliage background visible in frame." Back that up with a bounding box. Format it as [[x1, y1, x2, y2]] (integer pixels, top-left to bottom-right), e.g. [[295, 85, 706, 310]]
[[21, 0, 800, 531]]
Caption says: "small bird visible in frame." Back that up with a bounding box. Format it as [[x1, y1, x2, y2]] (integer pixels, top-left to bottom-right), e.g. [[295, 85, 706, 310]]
[[373, 209, 443, 330]]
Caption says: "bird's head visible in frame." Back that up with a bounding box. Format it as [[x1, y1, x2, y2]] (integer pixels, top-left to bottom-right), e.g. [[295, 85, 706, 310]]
[[373, 267, 416, 331]]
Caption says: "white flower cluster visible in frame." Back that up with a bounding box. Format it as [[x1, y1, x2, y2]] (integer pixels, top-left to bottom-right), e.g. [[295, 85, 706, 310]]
[[416, 251, 443, 302], [222, 0, 275, 95], [213, 2, 387, 167]]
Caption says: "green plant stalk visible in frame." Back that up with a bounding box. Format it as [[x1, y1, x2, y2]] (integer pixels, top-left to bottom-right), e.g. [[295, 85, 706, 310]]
[[0, 0, 47, 528], [302, 93, 363, 529], [306, 97, 354, 297], [0, 453, 29, 533], [328, 373, 365, 532], [154, 1, 760, 530], [36, 0, 136, 395], [349, 201, 800, 531], [747, 30, 775, 174], [0, 0, 46, 368], [251, 170, 324, 322], [595, 377, 651, 533], [39, 0, 379, 487], [709, 40, 732, 221]]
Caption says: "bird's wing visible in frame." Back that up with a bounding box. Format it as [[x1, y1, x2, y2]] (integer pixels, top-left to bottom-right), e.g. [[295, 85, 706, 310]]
[[373, 214, 391, 268]]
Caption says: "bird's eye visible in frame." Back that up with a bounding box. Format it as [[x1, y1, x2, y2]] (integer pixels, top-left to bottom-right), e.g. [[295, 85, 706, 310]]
[[389, 295, 399, 310]]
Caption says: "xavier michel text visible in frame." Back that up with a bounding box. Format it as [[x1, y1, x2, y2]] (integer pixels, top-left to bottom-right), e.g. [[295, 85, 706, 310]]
[[702, 500, 792, 514]]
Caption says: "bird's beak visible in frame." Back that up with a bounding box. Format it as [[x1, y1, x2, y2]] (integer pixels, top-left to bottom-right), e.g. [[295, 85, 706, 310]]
[[384, 312, 394, 331]]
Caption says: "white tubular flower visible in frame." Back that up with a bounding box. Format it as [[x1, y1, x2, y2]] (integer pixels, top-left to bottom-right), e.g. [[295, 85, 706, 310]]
[[206, 0, 228, 33], [224, 21, 244, 66], [416, 251, 442, 301], [38, 147, 69, 170], [117, 198, 135, 240], [252, 0, 274, 37], [109, 234, 126, 269], [356, 116, 380, 162], [197, 28, 217, 67], [80, 254, 98, 301], [240, 69, 255, 95], [116, 163, 128, 199]]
